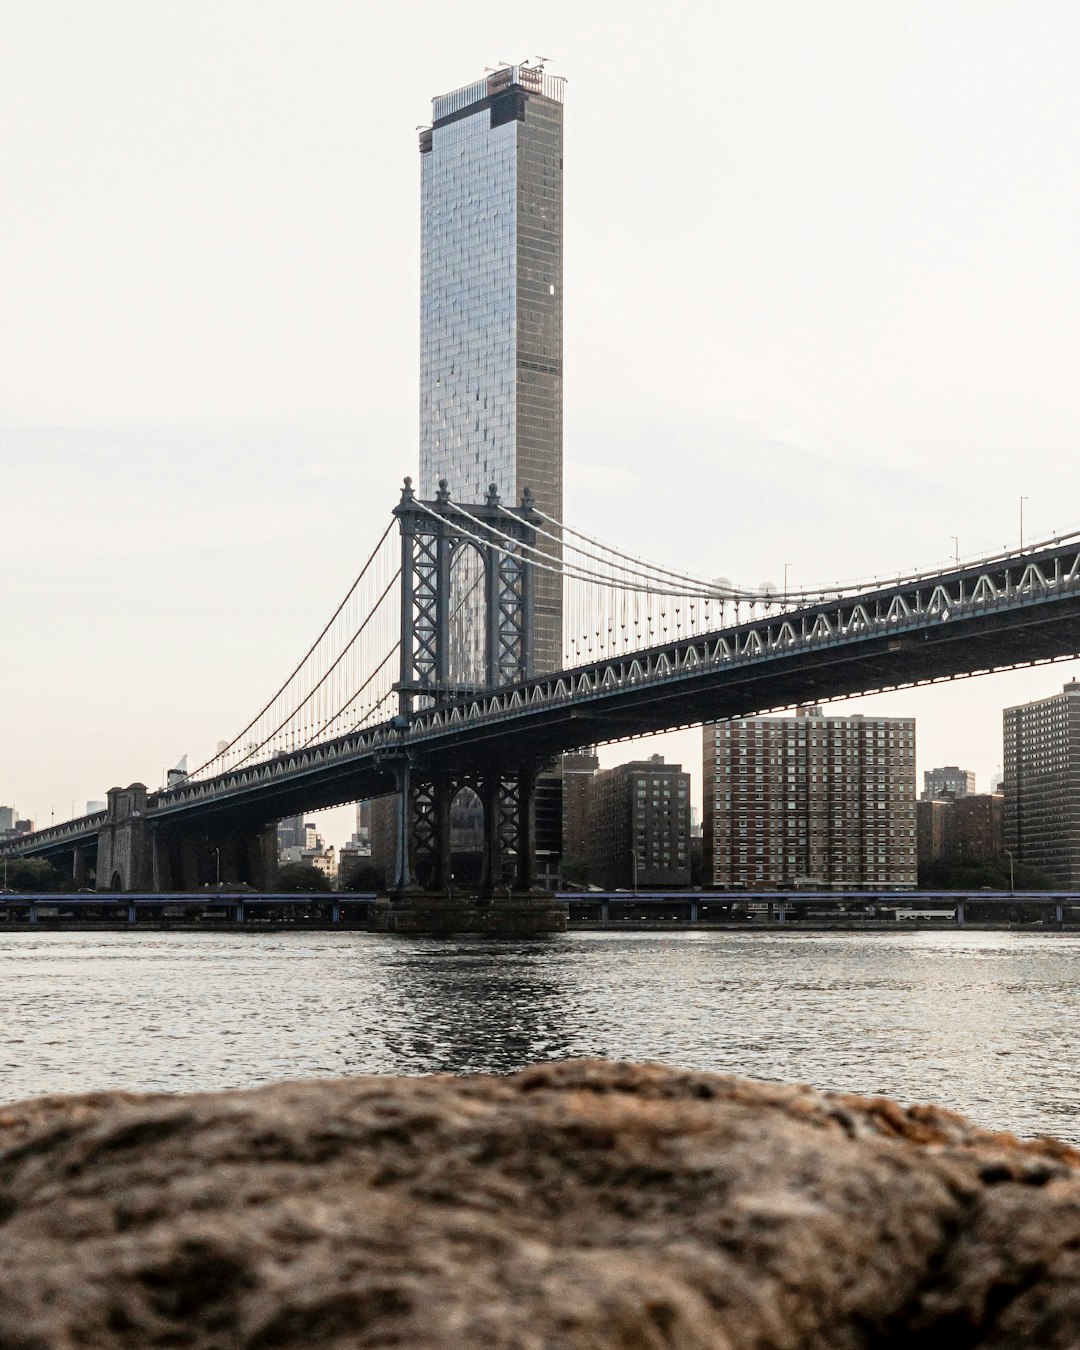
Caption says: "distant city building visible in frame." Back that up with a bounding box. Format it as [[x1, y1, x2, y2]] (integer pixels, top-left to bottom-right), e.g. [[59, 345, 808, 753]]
[[337, 801, 375, 889], [561, 748, 599, 867], [704, 707, 917, 889], [587, 755, 690, 890], [916, 799, 951, 869], [534, 775, 563, 890], [1003, 680, 1080, 886], [276, 815, 335, 880], [369, 796, 397, 885], [954, 793, 1004, 859], [922, 766, 976, 800], [280, 841, 336, 880], [0, 808, 33, 842], [86, 800, 107, 815], [917, 793, 1004, 867], [276, 815, 307, 855], [419, 62, 565, 674], [413, 62, 567, 880], [449, 789, 485, 885]]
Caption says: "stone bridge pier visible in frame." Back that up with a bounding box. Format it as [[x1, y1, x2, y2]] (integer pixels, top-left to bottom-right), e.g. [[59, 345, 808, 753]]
[[95, 785, 153, 892], [94, 786, 277, 892]]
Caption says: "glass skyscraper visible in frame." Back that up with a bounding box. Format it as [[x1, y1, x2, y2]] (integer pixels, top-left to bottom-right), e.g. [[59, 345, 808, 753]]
[[419, 64, 565, 675]]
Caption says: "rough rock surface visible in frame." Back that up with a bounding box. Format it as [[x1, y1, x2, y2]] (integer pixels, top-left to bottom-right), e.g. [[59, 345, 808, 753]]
[[2, 1062, 1080, 1347]]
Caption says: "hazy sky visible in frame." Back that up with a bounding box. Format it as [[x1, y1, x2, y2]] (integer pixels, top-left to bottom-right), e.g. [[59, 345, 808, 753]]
[[4, 0, 1080, 844]]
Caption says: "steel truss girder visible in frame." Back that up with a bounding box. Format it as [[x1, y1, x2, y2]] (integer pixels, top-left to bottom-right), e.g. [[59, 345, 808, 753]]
[[393, 760, 537, 895]]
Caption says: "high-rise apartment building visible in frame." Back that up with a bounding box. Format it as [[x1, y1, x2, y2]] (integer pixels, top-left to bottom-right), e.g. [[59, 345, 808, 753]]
[[588, 755, 691, 890], [1003, 680, 1080, 886], [922, 766, 976, 800], [419, 63, 564, 673], [704, 708, 917, 889]]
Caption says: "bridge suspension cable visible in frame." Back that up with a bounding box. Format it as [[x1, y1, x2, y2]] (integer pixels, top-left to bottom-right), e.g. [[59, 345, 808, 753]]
[[180, 520, 402, 783], [178, 486, 1080, 793], [535, 507, 1080, 603]]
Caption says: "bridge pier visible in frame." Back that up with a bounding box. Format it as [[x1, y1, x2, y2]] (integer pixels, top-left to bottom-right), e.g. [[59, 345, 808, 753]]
[[95, 785, 154, 892], [71, 844, 93, 890], [373, 758, 564, 934], [100, 810, 277, 894]]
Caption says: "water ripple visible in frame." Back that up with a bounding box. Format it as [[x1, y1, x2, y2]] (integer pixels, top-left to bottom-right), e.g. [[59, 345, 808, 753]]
[[1, 929, 1079, 1140]]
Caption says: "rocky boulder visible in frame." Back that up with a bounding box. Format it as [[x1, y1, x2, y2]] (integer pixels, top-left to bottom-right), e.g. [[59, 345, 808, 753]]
[[1, 1060, 1080, 1346]]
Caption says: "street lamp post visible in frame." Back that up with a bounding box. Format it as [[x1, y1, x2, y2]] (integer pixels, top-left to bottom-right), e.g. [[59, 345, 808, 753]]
[[951, 536, 960, 567], [629, 848, 638, 893], [1005, 849, 1015, 893]]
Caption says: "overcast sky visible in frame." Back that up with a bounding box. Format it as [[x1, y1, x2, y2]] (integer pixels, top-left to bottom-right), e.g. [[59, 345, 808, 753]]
[[3, 0, 1080, 843]]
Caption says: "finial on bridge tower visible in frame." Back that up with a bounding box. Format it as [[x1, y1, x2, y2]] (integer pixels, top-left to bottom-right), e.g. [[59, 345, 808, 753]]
[[400, 476, 415, 504], [436, 478, 451, 504], [521, 486, 536, 512], [485, 482, 501, 507]]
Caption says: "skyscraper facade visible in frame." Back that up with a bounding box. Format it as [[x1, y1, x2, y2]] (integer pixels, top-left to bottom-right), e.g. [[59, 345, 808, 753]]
[[704, 707, 917, 889], [419, 63, 564, 673], [1003, 680, 1080, 886]]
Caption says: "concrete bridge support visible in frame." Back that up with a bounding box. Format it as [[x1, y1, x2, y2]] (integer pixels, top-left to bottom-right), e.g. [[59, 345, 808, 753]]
[[94, 788, 278, 893], [95, 785, 153, 892], [71, 845, 94, 890]]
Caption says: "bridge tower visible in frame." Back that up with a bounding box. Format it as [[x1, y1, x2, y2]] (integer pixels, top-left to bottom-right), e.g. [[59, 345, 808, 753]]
[[375, 478, 564, 932]]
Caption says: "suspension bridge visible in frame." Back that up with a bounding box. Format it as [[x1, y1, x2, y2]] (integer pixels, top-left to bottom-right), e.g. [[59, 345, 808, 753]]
[[8, 476, 1080, 912]]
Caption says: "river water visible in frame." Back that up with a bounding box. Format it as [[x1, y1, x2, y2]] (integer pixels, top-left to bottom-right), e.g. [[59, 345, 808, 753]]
[[2, 928, 1079, 1141]]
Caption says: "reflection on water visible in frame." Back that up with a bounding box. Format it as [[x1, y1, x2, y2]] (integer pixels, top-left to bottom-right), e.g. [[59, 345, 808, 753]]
[[2, 929, 1080, 1140]]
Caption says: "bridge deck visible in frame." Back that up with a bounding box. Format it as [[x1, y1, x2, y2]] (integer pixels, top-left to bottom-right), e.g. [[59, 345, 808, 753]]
[[9, 537, 1080, 854]]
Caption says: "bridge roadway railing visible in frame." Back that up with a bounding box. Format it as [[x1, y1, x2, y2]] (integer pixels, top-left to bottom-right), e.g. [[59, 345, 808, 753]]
[[0, 811, 109, 857], [7, 538, 1080, 845]]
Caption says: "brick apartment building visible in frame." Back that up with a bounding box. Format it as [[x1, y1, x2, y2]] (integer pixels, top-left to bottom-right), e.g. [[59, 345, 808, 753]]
[[704, 706, 917, 889]]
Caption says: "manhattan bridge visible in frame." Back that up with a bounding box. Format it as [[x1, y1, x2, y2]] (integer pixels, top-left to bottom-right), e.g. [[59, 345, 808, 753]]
[[7, 475, 1080, 901]]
